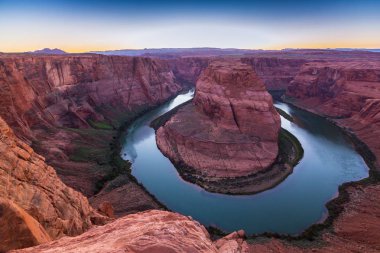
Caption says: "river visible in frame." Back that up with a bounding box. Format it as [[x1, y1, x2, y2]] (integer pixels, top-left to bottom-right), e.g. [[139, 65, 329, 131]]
[[120, 90, 368, 235]]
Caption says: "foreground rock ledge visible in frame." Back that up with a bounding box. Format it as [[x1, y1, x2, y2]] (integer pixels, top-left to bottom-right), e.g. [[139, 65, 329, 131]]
[[13, 210, 248, 253], [156, 60, 284, 193]]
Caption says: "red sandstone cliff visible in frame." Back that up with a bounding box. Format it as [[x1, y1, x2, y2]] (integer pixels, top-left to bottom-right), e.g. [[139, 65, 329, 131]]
[[166, 57, 211, 86], [286, 61, 380, 166], [0, 54, 181, 140], [0, 54, 182, 213], [157, 60, 280, 179], [0, 116, 105, 251]]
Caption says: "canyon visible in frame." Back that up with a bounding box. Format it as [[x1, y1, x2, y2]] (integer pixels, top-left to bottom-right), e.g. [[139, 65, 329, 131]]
[[0, 50, 379, 252]]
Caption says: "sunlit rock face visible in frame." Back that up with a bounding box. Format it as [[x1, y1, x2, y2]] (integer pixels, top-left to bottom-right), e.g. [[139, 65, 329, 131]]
[[0, 116, 105, 251], [157, 60, 281, 179]]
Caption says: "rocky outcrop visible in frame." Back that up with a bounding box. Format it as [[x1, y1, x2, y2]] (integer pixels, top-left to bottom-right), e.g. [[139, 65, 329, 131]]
[[157, 60, 281, 182], [0, 116, 105, 250], [13, 210, 248, 253], [286, 61, 380, 167]]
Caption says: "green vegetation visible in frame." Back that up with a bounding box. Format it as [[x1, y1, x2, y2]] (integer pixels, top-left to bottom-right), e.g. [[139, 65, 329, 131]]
[[279, 128, 304, 166], [87, 119, 114, 130]]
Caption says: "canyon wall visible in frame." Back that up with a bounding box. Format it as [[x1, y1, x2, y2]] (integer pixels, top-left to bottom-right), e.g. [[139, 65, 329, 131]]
[[166, 57, 211, 86], [241, 57, 307, 90], [166, 57, 307, 91], [0, 54, 181, 140], [0, 116, 105, 251], [0, 54, 182, 215], [286, 61, 380, 167]]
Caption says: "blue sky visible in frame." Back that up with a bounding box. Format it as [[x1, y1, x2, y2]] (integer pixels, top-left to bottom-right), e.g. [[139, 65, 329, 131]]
[[0, 0, 379, 52]]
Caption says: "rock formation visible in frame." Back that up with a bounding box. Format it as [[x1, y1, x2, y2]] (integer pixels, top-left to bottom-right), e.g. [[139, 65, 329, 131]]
[[286, 61, 380, 166], [12, 210, 249, 253], [0, 198, 51, 252], [0, 116, 105, 251], [157, 60, 281, 182]]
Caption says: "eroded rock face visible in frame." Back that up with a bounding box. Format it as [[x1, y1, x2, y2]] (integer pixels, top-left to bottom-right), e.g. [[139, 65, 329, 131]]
[[157, 60, 280, 179], [13, 210, 248, 253], [286, 61, 380, 166], [0, 116, 105, 250], [0, 198, 51, 252], [242, 57, 307, 90], [0, 55, 181, 140]]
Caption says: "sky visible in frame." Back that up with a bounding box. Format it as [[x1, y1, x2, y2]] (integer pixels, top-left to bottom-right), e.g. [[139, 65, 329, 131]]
[[0, 0, 379, 52]]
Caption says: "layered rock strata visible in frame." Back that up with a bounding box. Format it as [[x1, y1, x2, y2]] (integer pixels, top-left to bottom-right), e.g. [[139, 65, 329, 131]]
[[286, 61, 380, 167], [0, 116, 105, 251], [0, 54, 181, 215], [156, 60, 281, 191]]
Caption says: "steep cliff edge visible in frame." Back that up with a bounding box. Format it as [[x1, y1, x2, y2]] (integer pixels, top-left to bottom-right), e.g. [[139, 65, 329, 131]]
[[0, 54, 182, 215], [286, 61, 380, 168], [0, 116, 105, 251], [156, 60, 291, 194]]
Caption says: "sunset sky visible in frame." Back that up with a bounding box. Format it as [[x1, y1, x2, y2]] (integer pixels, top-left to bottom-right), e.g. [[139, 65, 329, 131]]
[[1, 0, 379, 52]]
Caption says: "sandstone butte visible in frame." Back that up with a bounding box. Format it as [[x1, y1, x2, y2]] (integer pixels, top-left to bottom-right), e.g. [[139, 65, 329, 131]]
[[1, 51, 380, 252], [157, 60, 281, 180]]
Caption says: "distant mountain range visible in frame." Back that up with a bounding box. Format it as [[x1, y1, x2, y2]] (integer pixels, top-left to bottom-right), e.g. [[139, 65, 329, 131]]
[[334, 48, 380, 52], [88, 47, 265, 57], [90, 47, 380, 57], [28, 48, 67, 54], [20, 47, 380, 56]]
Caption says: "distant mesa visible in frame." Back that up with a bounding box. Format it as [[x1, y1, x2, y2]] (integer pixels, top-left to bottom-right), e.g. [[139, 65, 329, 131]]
[[29, 48, 67, 54]]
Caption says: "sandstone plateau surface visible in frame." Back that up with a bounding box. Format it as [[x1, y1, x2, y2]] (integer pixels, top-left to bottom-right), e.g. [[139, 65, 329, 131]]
[[12, 210, 249, 253], [156, 60, 291, 193]]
